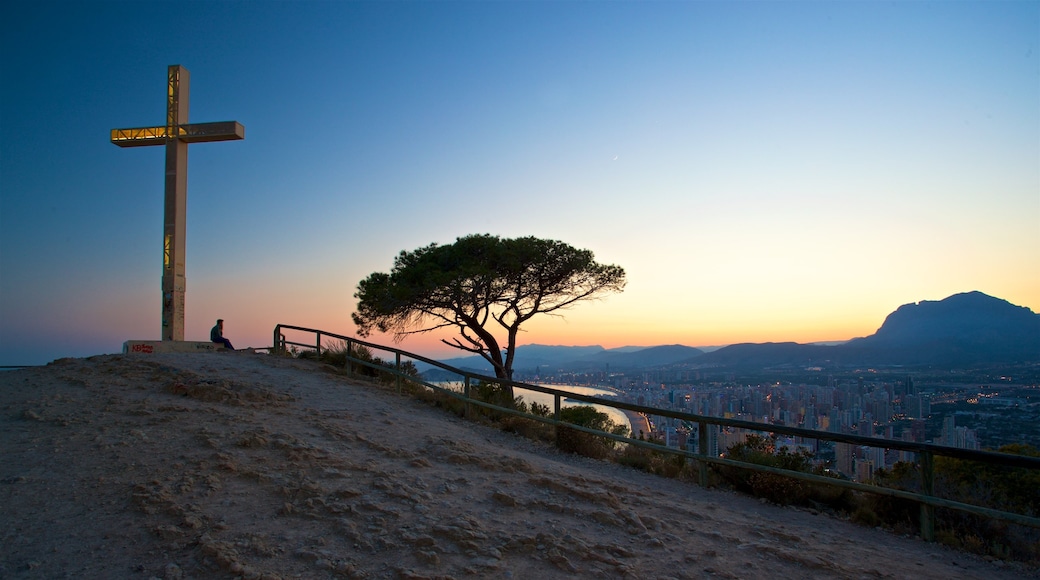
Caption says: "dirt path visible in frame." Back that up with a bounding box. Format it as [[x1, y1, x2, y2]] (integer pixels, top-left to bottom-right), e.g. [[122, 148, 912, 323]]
[[1, 353, 1033, 579]]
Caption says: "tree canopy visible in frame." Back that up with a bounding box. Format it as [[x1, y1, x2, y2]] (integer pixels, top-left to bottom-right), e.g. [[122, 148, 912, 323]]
[[353, 234, 626, 382]]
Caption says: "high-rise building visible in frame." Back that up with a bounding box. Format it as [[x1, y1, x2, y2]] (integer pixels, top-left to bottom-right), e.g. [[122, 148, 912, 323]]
[[836, 442, 854, 477], [898, 430, 916, 463], [907, 395, 921, 419], [856, 458, 875, 482], [858, 419, 872, 437], [911, 419, 926, 443], [829, 408, 842, 432], [707, 424, 719, 457], [942, 415, 957, 446]]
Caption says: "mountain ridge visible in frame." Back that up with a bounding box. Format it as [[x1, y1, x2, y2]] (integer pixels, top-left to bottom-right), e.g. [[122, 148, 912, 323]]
[[420, 291, 1039, 374]]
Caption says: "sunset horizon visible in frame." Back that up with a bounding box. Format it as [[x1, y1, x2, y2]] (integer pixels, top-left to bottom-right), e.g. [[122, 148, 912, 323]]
[[3, 2, 1037, 366]]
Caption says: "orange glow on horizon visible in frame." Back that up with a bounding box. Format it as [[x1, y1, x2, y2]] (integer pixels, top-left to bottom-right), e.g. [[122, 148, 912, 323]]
[[356, 318, 885, 360]]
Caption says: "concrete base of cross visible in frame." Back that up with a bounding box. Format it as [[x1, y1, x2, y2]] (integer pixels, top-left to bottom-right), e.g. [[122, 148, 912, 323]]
[[123, 340, 226, 354]]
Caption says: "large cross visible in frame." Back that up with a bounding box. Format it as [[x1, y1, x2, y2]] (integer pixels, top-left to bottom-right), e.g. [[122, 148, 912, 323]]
[[112, 65, 244, 341]]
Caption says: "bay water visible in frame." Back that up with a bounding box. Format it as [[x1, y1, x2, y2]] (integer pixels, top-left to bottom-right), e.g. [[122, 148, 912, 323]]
[[438, 381, 635, 435]]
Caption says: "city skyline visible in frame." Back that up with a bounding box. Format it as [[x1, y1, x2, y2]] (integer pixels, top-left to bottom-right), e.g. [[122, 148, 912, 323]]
[[2, 2, 1037, 366]]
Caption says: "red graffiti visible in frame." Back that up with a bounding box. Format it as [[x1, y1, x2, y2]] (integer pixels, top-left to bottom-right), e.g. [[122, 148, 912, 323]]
[[130, 343, 154, 354]]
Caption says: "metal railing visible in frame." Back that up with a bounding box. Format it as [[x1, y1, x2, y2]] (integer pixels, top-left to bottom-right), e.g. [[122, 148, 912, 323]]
[[271, 324, 1040, 541]]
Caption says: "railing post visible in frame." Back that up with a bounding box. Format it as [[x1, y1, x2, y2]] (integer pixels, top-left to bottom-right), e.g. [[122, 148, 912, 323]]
[[345, 338, 353, 378], [395, 352, 402, 394], [553, 393, 563, 445], [464, 376, 471, 420], [272, 325, 281, 354], [919, 450, 935, 541], [316, 332, 322, 360], [698, 422, 709, 487]]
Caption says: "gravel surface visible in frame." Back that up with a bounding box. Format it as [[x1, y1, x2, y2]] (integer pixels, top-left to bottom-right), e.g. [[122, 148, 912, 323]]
[[2, 352, 1033, 579]]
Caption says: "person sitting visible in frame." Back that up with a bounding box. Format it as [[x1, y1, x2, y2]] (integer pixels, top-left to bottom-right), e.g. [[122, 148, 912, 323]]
[[210, 319, 234, 350]]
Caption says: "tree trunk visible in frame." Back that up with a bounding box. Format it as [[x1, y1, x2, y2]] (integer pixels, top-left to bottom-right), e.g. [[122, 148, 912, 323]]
[[491, 362, 515, 402]]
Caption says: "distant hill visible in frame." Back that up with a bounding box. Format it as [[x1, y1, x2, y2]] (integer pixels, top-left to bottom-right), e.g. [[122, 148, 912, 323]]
[[840, 291, 1040, 365], [698, 291, 1039, 369], [419, 291, 1038, 376], [588, 344, 705, 369], [696, 342, 836, 368], [420, 343, 704, 376], [431, 345, 605, 375]]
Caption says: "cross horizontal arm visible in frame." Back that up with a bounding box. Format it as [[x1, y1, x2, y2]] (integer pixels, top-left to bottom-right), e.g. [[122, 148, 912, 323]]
[[111, 126, 167, 147], [111, 121, 245, 148], [178, 121, 245, 143]]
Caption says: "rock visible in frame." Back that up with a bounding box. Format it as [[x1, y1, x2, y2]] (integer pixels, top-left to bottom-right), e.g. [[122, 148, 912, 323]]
[[153, 525, 184, 540], [163, 562, 184, 579], [492, 491, 518, 507]]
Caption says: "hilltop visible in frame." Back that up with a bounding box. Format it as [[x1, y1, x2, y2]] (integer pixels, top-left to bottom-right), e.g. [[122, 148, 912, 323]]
[[2, 352, 1030, 579]]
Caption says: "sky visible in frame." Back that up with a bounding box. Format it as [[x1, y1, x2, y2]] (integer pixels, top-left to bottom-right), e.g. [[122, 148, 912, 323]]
[[1, 1, 1038, 366]]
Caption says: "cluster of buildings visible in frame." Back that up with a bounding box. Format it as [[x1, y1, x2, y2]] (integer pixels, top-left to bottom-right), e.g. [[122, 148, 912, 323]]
[[600, 373, 982, 482]]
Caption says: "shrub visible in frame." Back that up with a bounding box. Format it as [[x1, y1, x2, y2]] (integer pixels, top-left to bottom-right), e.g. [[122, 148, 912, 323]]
[[464, 381, 532, 423], [719, 434, 834, 506], [555, 405, 627, 460], [617, 439, 689, 478], [405, 382, 468, 417], [864, 462, 919, 531], [530, 402, 551, 418], [499, 416, 554, 443], [873, 448, 1040, 563], [472, 381, 516, 408], [852, 506, 880, 527], [316, 339, 350, 367]]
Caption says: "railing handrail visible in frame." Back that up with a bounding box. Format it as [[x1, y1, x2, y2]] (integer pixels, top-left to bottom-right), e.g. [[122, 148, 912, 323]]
[[271, 323, 1040, 539], [273, 323, 1040, 469]]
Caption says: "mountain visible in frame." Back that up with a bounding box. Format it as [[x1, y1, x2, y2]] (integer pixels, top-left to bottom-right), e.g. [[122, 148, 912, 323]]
[[589, 344, 704, 369], [419, 291, 1038, 376], [422, 343, 704, 375], [697, 342, 836, 368], [841, 291, 1040, 365], [697, 291, 1040, 369]]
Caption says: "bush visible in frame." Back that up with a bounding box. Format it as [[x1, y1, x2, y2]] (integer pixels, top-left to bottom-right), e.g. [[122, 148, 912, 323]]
[[530, 402, 551, 417], [852, 506, 880, 527], [616, 439, 689, 478], [316, 339, 350, 367], [472, 381, 517, 409], [873, 448, 1040, 562], [555, 405, 627, 460], [499, 415, 554, 442], [864, 462, 920, 532], [341, 343, 420, 385], [405, 381, 468, 417], [463, 381, 533, 423], [719, 434, 830, 506]]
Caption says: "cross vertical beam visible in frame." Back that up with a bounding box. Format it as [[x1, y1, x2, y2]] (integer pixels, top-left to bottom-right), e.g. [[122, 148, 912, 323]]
[[112, 65, 244, 341], [164, 65, 189, 340]]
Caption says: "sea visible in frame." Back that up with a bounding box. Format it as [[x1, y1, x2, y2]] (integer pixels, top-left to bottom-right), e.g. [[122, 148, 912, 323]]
[[437, 381, 635, 434]]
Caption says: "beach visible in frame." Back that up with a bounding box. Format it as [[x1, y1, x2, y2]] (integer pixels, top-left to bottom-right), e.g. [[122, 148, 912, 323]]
[[621, 409, 652, 440]]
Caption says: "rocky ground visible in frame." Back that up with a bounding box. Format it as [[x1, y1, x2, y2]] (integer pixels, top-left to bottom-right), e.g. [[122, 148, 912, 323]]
[[1, 352, 1035, 579]]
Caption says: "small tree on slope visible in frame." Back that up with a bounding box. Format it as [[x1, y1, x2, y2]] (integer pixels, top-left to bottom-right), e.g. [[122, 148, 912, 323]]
[[352, 234, 626, 395]]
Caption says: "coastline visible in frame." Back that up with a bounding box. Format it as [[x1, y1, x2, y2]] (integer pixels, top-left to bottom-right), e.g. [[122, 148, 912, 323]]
[[531, 384, 650, 438], [622, 409, 651, 438]]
